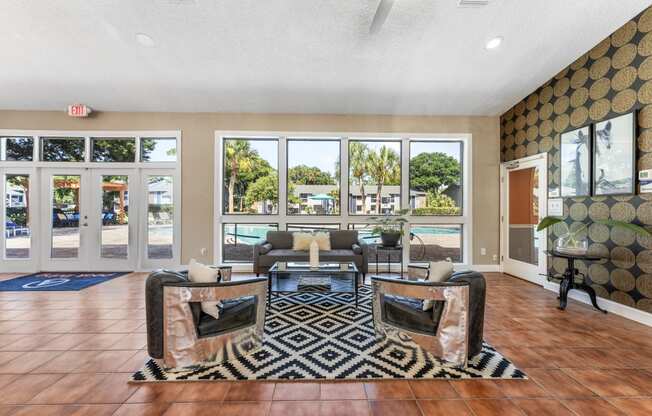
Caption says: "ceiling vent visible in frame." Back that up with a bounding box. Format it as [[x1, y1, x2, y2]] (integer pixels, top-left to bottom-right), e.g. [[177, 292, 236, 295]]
[[457, 0, 489, 7]]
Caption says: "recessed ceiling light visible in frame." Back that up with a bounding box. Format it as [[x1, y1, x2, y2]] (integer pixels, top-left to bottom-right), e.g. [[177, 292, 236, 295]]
[[135, 33, 156, 48], [485, 36, 503, 50]]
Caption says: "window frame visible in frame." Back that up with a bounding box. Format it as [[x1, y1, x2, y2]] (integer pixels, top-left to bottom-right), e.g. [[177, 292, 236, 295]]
[[215, 132, 472, 270], [221, 222, 279, 264]]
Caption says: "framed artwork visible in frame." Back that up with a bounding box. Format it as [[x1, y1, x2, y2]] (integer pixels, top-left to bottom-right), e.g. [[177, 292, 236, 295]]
[[560, 125, 591, 197], [592, 112, 636, 196]]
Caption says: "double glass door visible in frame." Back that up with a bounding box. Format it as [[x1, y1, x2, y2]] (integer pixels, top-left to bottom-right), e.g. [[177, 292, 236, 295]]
[[41, 168, 137, 271]]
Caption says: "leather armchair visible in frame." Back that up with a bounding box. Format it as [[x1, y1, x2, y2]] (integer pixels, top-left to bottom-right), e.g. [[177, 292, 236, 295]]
[[371, 270, 486, 367], [145, 270, 267, 370]]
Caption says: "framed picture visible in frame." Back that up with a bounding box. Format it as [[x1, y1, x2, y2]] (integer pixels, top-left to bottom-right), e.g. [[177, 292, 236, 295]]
[[560, 125, 591, 197], [592, 112, 636, 196]]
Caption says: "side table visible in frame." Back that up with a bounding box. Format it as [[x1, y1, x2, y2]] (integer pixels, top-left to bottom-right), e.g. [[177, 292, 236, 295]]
[[547, 250, 607, 313], [376, 245, 403, 278]]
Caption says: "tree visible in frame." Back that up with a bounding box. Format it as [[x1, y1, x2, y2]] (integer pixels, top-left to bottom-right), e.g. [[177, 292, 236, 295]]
[[224, 140, 256, 213], [367, 146, 400, 214], [288, 165, 335, 185], [409, 152, 461, 194], [244, 173, 279, 212], [349, 142, 369, 214]]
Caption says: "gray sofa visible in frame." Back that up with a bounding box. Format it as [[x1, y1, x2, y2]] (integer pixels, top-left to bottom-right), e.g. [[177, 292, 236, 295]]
[[253, 230, 369, 276]]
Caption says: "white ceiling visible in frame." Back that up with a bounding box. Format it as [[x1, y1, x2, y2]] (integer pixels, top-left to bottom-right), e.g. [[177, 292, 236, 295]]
[[1, 0, 650, 116]]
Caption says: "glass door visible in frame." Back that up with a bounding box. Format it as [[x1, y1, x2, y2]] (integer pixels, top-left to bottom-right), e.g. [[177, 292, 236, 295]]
[[501, 156, 547, 285], [1, 167, 37, 272], [90, 169, 138, 270], [41, 168, 90, 271]]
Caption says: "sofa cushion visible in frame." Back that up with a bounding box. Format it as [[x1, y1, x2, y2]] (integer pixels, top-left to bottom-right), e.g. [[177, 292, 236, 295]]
[[330, 230, 358, 249], [259, 243, 272, 254], [188, 259, 222, 319], [292, 232, 314, 250], [197, 296, 257, 337], [266, 231, 293, 249], [382, 295, 444, 335]]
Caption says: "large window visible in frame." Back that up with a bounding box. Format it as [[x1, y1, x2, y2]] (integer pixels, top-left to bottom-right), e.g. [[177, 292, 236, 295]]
[[1, 137, 33, 161], [141, 138, 177, 162], [348, 140, 401, 215], [409, 225, 463, 263], [41, 137, 85, 162], [92, 138, 136, 162], [147, 175, 174, 259], [287, 139, 340, 215], [409, 141, 462, 215], [222, 138, 278, 214], [287, 224, 340, 232], [223, 223, 278, 263]]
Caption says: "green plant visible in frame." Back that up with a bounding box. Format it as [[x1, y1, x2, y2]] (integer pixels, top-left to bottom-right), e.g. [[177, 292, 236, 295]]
[[369, 209, 409, 236], [537, 216, 651, 246]]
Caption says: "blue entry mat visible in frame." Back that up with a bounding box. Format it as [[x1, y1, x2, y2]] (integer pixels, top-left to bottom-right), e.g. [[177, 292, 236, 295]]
[[0, 272, 130, 291]]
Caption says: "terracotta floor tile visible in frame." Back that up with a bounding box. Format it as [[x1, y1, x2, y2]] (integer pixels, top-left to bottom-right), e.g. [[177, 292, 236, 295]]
[[113, 402, 172, 416], [561, 398, 625, 416], [526, 368, 596, 398], [0, 334, 63, 351], [74, 350, 140, 372], [562, 369, 644, 397], [127, 383, 186, 403], [76, 373, 140, 404], [0, 406, 20, 416], [499, 347, 556, 368], [10, 404, 119, 416], [0, 373, 66, 404], [224, 381, 275, 401], [449, 380, 505, 398], [0, 351, 62, 373], [408, 380, 458, 399], [368, 400, 421, 416], [494, 379, 550, 398], [163, 401, 271, 416], [31, 350, 98, 373], [0, 374, 19, 389], [464, 398, 524, 416], [512, 398, 574, 416], [320, 382, 367, 400], [273, 382, 320, 400], [117, 350, 150, 372], [320, 400, 370, 416], [269, 400, 320, 416], [417, 399, 472, 415], [0, 351, 26, 367], [606, 369, 652, 393], [175, 382, 230, 402], [607, 398, 652, 416], [37, 333, 96, 350], [29, 373, 108, 404], [364, 381, 414, 400]]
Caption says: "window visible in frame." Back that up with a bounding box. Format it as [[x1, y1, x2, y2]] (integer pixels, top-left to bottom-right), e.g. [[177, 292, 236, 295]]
[[348, 140, 401, 215], [141, 138, 177, 162], [4, 174, 30, 259], [1, 137, 33, 161], [409, 141, 462, 215], [101, 175, 129, 258], [51, 175, 81, 258], [409, 225, 462, 263], [287, 139, 340, 215], [348, 223, 400, 263], [41, 137, 85, 162], [92, 138, 136, 162], [287, 224, 340, 232], [222, 138, 278, 214], [223, 223, 278, 263], [147, 175, 174, 259]]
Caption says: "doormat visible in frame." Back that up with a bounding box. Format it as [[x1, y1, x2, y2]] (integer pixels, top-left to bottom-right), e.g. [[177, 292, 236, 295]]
[[0, 272, 130, 291]]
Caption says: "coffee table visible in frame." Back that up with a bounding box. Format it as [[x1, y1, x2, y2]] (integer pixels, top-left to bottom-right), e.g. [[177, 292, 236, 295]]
[[267, 262, 360, 306]]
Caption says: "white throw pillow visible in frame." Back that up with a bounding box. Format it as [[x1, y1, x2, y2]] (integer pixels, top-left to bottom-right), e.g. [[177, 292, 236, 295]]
[[292, 232, 314, 250], [188, 259, 221, 319], [422, 258, 454, 311], [313, 232, 331, 251]]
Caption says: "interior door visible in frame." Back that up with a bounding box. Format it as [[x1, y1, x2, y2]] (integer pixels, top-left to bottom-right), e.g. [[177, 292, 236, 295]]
[[1, 167, 37, 272], [90, 169, 138, 271], [501, 156, 547, 285], [41, 168, 91, 271]]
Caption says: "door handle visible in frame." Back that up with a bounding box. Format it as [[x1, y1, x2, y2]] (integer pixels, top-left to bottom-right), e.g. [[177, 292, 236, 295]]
[[82, 223, 88, 227]]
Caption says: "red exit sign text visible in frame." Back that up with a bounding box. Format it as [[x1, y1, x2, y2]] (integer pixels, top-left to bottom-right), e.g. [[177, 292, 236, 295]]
[[67, 104, 91, 117]]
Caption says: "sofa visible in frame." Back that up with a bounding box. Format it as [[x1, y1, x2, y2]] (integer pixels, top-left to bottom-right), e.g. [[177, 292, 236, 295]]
[[253, 230, 369, 276], [371, 268, 486, 367]]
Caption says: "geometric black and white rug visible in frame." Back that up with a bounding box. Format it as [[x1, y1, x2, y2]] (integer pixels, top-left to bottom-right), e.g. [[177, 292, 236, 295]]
[[132, 285, 526, 381]]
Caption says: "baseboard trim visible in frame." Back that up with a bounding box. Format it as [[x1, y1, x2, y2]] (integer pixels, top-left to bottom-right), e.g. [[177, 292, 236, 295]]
[[543, 281, 652, 327]]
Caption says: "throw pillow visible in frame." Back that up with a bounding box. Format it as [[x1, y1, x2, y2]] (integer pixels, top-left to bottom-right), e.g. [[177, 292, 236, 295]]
[[292, 232, 314, 250], [422, 258, 454, 311], [313, 232, 331, 251], [188, 259, 221, 319]]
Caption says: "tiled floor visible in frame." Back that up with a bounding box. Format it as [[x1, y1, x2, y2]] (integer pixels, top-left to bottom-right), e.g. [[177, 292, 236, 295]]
[[0, 272, 650, 415]]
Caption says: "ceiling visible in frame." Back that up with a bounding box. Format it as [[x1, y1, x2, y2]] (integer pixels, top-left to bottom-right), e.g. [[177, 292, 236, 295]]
[[1, 0, 650, 116]]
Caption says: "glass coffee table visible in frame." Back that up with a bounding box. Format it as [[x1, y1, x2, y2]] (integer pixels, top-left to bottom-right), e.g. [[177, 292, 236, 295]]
[[267, 262, 361, 306]]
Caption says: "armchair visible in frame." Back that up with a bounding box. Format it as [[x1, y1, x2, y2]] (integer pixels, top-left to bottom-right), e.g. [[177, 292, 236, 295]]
[[371, 269, 486, 368], [145, 269, 267, 370]]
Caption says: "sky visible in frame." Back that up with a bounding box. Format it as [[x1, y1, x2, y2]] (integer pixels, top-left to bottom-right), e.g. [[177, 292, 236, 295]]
[[247, 139, 463, 173]]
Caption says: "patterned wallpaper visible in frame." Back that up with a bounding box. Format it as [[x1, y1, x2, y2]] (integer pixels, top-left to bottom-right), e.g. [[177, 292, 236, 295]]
[[500, 7, 652, 313]]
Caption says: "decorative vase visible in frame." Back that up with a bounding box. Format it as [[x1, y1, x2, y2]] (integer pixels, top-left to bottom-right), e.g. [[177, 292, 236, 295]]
[[555, 233, 588, 256], [309, 240, 319, 270], [380, 231, 401, 247]]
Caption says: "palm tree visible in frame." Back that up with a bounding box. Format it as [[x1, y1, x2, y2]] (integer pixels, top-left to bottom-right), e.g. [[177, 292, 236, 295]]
[[349, 142, 369, 214], [224, 140, 254, 213], [367, 146, 400, 214]]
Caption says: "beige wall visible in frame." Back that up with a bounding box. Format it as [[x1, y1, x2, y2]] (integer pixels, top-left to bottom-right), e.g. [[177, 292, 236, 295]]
[[0, 110, 500, 266]]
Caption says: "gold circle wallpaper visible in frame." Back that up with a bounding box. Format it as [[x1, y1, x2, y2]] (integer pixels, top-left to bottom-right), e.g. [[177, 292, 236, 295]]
[[500, 8, 652, 313]]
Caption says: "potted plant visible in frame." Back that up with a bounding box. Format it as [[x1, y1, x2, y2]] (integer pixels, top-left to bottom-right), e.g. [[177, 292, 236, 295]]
[[537, 216, 650, 255], [369, 209, 409, 247]]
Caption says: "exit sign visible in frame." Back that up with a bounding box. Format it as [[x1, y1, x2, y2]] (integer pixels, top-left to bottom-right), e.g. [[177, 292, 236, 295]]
[[67, 104, 91, 117]]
